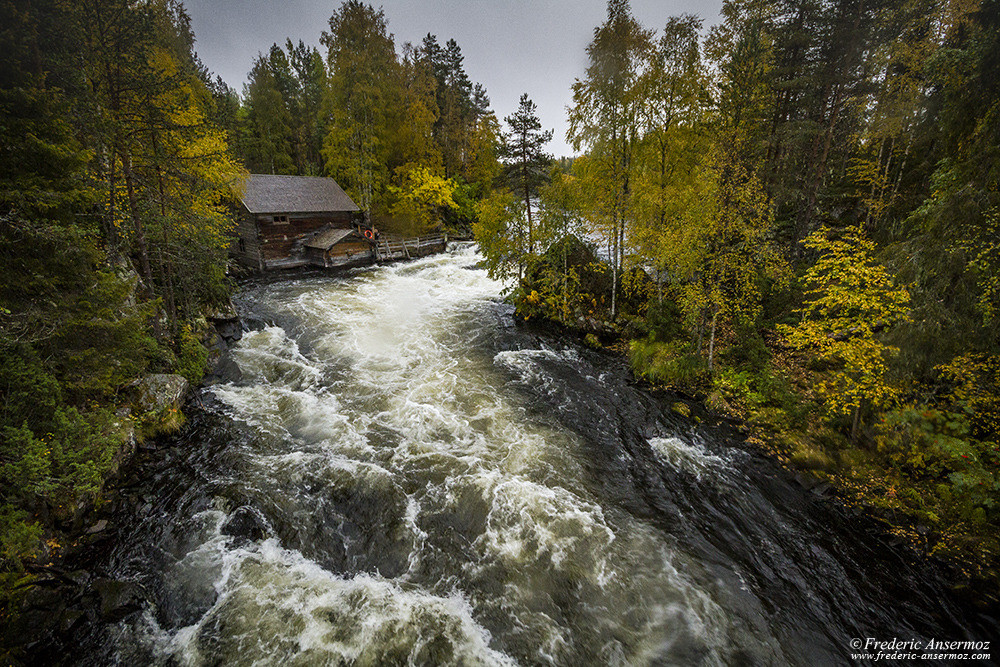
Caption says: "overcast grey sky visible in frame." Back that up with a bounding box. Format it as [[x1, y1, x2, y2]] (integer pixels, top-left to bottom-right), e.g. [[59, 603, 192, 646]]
[[185, 0, 724, 157]]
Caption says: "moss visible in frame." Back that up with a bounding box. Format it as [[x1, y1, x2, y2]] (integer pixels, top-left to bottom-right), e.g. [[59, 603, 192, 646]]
[[138, 406, 186, 440], [630, 339, 710, 392], [175, 323, 209, 385], [790, 445, 836, 471], [671, 402, 692, 418]]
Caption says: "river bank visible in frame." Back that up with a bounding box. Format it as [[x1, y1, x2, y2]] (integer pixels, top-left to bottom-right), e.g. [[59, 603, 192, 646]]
[[509, 235, 1000, 609], [522, 310, 1000, 613]]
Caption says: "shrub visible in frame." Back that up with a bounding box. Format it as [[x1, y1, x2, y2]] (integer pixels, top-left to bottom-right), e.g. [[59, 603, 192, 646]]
[[630, 339, 709, 390]]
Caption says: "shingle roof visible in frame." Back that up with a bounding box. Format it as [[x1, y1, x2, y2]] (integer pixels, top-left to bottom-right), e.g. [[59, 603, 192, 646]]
[[238, 174, 360, 214], [305, 227, 362, 250]]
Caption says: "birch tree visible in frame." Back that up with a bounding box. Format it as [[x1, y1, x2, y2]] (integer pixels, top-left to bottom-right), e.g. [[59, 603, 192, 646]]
[[567, 0, 652, 319]]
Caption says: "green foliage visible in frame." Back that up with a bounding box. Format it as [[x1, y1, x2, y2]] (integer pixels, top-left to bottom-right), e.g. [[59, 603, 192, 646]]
[[53, 271, 158, 399], [500, 94, 553, 254], [472, 190, 524, 284], [554, 0, 1000, 585], [0, 506, 42, 568], [175, 323, 209, 386], [640, 295, 685, 343], [567, 0, 654, 318], [0, 355, 123, 507], [0, 0, 240, 592], [0, 387, 124, 571], [712, 367, 766, 413], [244, 52, 295, 175], [630, 339, 709, 390], [318, 7, 497, 214], [512, 236, 612, 325], [634, 144, 786, 371]]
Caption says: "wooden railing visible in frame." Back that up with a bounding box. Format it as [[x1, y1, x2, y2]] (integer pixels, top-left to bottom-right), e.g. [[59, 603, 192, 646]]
[[376, 233, 447, 260]]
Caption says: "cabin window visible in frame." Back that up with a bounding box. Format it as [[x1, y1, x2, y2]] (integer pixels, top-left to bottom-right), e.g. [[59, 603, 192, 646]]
[[272, 215, 289, 225], [238, 238, 246, 253]]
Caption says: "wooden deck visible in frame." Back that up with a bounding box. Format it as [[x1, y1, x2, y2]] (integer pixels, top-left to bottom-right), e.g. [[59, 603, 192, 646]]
[[263, 257, 311, 270], [260, 233, 448, 271]]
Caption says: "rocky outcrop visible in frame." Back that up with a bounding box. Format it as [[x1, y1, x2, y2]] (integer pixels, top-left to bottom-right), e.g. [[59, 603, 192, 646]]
[[133, 374, 189, 414], [4, 571, 148, 661], [202, 300, 244, 385], [206, 300, 242, 346], [201, 327, 243, 385], [221, 506, 270, 544], [91, 577, 146, 622]]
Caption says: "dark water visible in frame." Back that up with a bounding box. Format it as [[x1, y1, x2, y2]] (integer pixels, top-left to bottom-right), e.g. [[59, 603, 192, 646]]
[[69, 245, 996, 665]]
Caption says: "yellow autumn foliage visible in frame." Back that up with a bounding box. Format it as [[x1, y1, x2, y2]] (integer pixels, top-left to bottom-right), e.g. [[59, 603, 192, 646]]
[[779, 226, 911, 418]]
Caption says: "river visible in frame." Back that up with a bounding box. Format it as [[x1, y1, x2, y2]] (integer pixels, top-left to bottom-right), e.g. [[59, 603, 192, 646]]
[[71, 244, 996, 666]]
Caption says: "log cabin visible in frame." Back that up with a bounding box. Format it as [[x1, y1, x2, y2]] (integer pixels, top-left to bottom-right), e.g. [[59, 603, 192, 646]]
[[231, 174, 369, 271]]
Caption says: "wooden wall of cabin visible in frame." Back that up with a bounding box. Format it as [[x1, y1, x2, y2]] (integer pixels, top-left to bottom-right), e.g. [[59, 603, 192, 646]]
[[304, 240, 374, 267], [231, 210, 263, 271], [328, 240, 372, 260], [258, 212, 355, 261]]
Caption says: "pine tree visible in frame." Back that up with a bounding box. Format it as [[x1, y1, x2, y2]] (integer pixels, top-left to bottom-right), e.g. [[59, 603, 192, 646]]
[[501, 94, 553, 255], [244, 53, 294, 174]]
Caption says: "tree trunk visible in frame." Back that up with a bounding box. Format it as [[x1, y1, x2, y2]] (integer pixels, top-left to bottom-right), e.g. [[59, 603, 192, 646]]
[[610, 251, 618, 320], [105, 144, 120, 255], [121, 151, 153, 294], [851, 404, 861, 445], [524, 177, 533, 255], [696, 309, 705, 357], [707, 304, 719, 372], [151, 129, 177, 334]]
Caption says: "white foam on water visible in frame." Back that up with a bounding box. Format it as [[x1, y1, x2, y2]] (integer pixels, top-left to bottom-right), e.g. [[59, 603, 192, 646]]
[[493, 348, 583, 409], [473, 470, 616, 575], [158, 538, 517, 666], [648, 436, 730, 479], [166, 246, 778, 664]]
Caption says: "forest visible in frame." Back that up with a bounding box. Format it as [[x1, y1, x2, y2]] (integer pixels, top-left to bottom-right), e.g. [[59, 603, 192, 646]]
[[476, 0, 1000, 593], [0, 0, 998, 629], [0, 0, 502, 617]]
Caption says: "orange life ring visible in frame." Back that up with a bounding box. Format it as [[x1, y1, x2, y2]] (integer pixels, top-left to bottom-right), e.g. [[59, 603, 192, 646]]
[[364, 229, 374, 239]]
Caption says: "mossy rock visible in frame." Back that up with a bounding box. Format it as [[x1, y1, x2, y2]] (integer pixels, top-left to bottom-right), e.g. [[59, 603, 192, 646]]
[[671, 402, 692, 418], [705, 391, 732, 415], [133, 374, 189, 414], [132, 374, 189, 438]]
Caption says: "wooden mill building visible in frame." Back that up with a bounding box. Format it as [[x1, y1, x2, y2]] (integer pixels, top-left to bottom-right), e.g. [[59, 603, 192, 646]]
[[231, 174, 370, 271]]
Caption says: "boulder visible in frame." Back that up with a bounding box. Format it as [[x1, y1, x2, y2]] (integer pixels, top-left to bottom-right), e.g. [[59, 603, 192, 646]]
[[208, 354, 243, 385], [86, 519, 108, 535], [221, 506, 269, 543], [134, 374, 189, 414], [205, 299, 239, 322], [206, 299, 243, 344], [91, 578, 145, 621], [201, 329, 242, 385], [213, 318, 243, 345], [242, 315, 267, 332]]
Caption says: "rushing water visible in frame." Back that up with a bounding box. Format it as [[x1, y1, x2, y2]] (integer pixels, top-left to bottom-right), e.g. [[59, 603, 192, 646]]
[[72, 245, 996, 666]]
